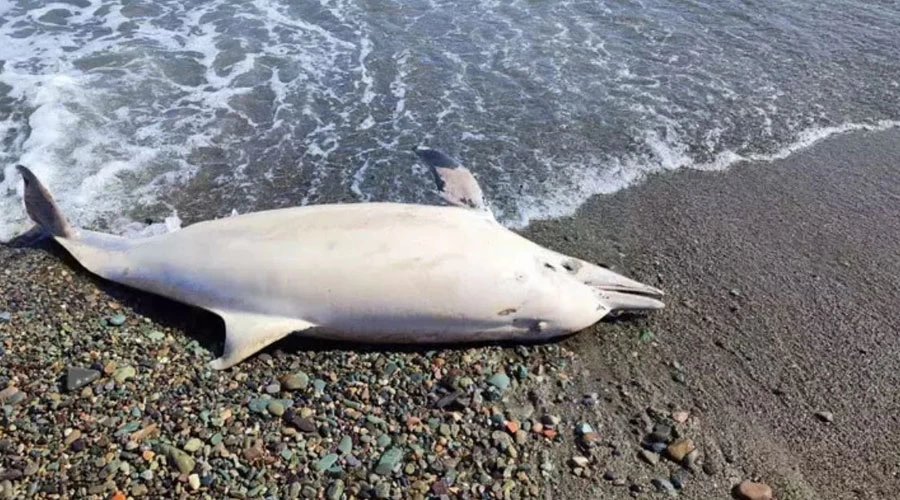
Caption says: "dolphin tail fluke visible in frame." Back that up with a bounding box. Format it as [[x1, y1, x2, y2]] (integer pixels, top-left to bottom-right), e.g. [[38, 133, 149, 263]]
[[17, 165, 133, 278], [17, 165, 76, 239]]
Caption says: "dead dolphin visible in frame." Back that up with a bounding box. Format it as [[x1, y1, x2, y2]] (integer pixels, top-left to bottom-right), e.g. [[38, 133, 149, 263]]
[[15, 147, 664, 370]]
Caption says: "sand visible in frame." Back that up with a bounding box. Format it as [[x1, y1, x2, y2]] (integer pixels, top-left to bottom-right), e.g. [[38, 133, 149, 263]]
[[524, 126, 900, 499], [1, 127, 899, 499]]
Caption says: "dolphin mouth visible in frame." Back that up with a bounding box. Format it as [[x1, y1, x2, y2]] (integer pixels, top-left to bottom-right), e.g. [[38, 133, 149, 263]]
[[595, 283, 665, 300], [591, 282, 666, 312]]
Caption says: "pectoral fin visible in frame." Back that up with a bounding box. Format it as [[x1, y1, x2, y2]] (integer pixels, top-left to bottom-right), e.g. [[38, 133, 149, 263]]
[[208, 311, 316, 370], [413, 146, 490, 214]]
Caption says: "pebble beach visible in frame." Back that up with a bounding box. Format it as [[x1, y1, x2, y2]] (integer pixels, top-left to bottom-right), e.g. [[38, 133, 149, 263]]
[[2, 127, 900, 500]]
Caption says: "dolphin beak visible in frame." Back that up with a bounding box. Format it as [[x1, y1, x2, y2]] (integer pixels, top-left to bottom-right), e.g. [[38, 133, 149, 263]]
[[585, 267, 666, 311]]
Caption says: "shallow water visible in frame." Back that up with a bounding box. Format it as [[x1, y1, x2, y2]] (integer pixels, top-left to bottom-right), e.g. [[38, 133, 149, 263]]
[[1, 0, 898, 240]]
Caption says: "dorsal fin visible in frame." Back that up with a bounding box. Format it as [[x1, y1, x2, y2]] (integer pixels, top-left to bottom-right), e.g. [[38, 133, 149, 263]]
[[413, 146, 491, 214]]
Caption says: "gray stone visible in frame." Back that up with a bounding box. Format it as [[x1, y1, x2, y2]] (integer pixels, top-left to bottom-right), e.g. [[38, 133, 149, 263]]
[[66, 367, 101, 392], [639, 449, 660, 466]]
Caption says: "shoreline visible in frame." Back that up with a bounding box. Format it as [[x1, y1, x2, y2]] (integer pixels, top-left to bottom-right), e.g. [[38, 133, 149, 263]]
[[3, 127, 900, 499]]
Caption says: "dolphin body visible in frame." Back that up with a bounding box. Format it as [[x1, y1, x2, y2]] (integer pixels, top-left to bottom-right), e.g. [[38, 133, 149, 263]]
[[14, 148, 664, 370]]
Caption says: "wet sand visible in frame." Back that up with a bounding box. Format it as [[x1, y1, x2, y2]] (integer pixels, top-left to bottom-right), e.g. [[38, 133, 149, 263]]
[[525, 126, 900, 499], [1, 127, 898, 499]]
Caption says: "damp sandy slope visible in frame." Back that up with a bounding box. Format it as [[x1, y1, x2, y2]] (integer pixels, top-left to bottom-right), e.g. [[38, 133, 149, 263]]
[[524, 126, 900, 499]]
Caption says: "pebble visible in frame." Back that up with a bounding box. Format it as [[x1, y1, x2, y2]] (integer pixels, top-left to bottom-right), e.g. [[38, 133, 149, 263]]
[[315, 453, 339, 472], [666, 438, 695, 463], [0, 387, 19, 403], [571, 456, 589, 468], [268, 401, 285, 417], [188, 474, 201, 491], [326, 480, 345, 500], [650, 423, 672, 443], [109, 314, 127, 326], [287, 414, 316, 433], [814, 410, 834, 423], [70, 438, 87, 452], [112, 366, 136, 383], [265, 382, 281, 394], [671, 471, 686, 489], [652, 478, 677, 496], [644, 441, 668, 453], [639, 449, 660, 465], [183, 438, 202, 453], [282, 372, 309, 390], [147, 330, 165, 341], [684, 449, 700, 470], [735, 480, 774, 500], [163, 445, 195, 474], [0, 312, 9, 323], [375, 447, 403, 475], [603, 470, 617, 481], [64, 429, 82, 447], [338, 435, 353, 455], [487, 372, 511, 391], [672, 411, 690, 424]]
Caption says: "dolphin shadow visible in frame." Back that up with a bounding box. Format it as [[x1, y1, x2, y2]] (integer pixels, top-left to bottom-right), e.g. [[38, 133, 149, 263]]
[[8, 235, 653, 364]]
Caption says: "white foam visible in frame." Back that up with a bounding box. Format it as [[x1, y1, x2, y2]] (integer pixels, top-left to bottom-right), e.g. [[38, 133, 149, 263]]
[[502, 119, 900, 229]]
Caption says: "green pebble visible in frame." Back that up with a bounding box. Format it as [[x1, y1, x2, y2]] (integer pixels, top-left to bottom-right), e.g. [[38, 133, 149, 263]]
[[338, 436, 352, 455], [315, 453, 339, 472], [342, 398, 362, 410], [326, 480, 345, 500], [280, 448, 293, 461], [376, 434, 392, 448], [163, 445, 195, 475], [312, 379, 326, 393], [109, 314, 127, 326], [375, 447, 404, 475], [267, 401, 285, 417], [487, 372, 510, 391], [439, 424, 451, 437], [147, 331, 165, 341], [366, 415, 386, 426], [210, 433, 223, 446], [184, 438, 202, 453], [112, 366, 136, 383], [248, 398, 270, 414]]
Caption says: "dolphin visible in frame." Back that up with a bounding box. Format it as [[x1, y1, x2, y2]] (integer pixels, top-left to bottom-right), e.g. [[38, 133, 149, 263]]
[[14, 147, 664, 370]]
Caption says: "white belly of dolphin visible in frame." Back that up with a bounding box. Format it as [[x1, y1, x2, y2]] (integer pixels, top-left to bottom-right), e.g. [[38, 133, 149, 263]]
[[112, 203, 606, 341]]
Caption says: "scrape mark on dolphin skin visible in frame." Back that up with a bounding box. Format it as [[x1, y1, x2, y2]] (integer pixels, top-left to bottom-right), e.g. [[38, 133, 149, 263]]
[[544, 263, 557, 271], [498, 308, 517, 316], [513, 318, 545, 333]]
